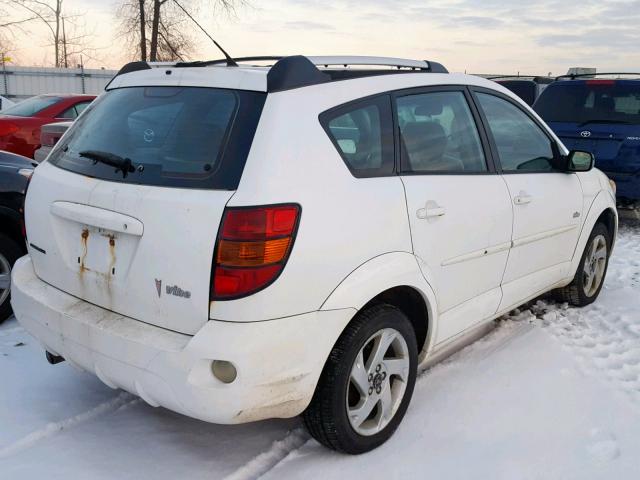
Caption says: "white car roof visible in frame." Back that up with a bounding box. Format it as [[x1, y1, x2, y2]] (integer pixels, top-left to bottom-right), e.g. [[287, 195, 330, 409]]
[[105, 55, 514, 101]]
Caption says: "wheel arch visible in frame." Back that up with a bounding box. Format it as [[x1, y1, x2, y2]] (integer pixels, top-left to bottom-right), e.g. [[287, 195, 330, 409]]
[[570, 190, 618, 277], [320, 251, 438, 357]]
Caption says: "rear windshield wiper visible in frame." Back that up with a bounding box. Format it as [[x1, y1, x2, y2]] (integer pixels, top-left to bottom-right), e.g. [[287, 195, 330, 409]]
[[577, 119, 633, 127], [79, 150, 137, 178]]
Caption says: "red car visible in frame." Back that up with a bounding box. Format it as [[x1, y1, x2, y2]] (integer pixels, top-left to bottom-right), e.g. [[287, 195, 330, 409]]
[[0, 94, 95, 159]]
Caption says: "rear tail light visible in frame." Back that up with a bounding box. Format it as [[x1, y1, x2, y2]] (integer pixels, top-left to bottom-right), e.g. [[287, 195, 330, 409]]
[[40, 131, 61, 147], [0, 122, 18, 137], [211, 204, 301, 300]]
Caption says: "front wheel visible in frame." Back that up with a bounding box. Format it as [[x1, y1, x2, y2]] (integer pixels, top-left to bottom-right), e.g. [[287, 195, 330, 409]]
[[303, 304, 418, 454], [556, 222, 611, 307]]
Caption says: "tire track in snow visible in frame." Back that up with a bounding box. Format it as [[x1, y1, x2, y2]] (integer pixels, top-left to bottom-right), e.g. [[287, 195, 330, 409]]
[[222, 428, 310, 480], [502, 226, 640, 407], [505, 300, 640, 406], [0, 326, 25, 337], [536, 301, 640, 406], [0, 392, 135, 459]]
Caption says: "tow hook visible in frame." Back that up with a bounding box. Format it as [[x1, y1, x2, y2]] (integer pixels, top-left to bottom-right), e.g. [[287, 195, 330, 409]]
[[45, 351, 65, 365]]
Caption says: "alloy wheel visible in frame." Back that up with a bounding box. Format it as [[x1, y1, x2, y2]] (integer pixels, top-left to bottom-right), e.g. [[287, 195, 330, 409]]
[[583, 234, 607, 298], [346, 327, 410, 436], [0, 253, 11, 308]]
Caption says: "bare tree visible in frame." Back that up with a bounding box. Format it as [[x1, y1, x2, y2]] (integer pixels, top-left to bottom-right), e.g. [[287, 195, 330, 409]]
[[1, 0, 99, 67], [117, 0, 245, 62]]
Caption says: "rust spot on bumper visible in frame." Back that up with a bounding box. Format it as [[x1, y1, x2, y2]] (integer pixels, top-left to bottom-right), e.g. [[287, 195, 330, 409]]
[[108, 234, 116, 276], [79, 228, 89, 275]]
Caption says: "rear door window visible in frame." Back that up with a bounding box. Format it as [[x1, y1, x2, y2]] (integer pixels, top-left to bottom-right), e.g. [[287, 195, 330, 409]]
[[321, 95, 394, 177], [396, 90, 487, 173], [48, 87, 266, 190]]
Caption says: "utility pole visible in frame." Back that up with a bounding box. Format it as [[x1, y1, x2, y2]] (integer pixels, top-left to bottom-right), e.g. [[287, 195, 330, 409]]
[[1, 54, 7, 97], [79, 55, 85, 93], [62, 16, 68, 68]]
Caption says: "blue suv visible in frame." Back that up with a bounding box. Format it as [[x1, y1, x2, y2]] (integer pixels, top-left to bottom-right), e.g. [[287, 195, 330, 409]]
[[534, 75, 640, 206]]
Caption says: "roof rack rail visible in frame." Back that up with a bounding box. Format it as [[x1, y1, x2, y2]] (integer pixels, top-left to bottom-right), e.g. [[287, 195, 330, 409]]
[[556, 72, 640, 80], [106, 55, 449, 92], [175, 56, 285, 68], [488, 75, 554, 84], [266, 55, 448, 92]]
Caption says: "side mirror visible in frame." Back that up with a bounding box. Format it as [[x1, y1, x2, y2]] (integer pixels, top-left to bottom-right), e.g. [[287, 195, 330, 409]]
[[565, 150, 594, 172]]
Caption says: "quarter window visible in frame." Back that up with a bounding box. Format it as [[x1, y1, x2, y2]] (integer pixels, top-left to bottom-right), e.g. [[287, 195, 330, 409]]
[[477, 92, 555, 172], [59, 106, 79, 119], [322, 96, 394, 177], [396, 91, 487, 173]]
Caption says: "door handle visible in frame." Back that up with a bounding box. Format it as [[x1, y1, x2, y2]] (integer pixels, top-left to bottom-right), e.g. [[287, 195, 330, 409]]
[[417, 201, 446, 219], [513, 191, 532, 205]]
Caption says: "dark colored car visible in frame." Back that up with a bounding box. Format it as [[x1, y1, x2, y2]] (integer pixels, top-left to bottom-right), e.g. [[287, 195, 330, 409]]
[[0, 150, 35, 322], [0, 94, 95, 159], [492, 76, 554, 106], [534, 77, 640, 205]]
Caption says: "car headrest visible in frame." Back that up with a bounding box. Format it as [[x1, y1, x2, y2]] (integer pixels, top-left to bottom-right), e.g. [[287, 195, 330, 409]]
[[402, 121, 447, 170], [415, 102, 444, 116], [595, 96, 615, 112]]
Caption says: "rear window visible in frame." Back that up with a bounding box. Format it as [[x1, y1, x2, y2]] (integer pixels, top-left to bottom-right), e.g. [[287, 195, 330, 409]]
[[1, 95, 62, 117], [48, 87, 266, 190], [497, 80, 537, 106], [534, 81, 640, 125]]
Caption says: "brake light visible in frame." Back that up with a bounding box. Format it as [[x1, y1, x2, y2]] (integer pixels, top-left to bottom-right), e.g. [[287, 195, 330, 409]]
[[0, 122, 18, 137], [586, 80, 615, 86], [41, 131, 61, 147], [212, 205, 301, 299]]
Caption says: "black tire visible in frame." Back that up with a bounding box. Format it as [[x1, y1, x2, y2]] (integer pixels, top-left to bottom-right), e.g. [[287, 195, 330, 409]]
[[0, 233, 23, 324], [556, 222, 611, 307], [303, 303, 418, 454]]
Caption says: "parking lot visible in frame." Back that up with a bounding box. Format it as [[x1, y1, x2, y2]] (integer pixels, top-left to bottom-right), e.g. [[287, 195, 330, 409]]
[[2, 216, 638, 479]]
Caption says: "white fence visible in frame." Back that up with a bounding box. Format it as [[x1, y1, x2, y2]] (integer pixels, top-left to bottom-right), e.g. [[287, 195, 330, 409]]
[[0, 65, 118, 100]]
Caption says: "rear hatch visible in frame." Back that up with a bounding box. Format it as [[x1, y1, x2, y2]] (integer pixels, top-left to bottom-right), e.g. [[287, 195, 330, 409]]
[[534, 79, 640, 174], [25, 85, 265, 334]]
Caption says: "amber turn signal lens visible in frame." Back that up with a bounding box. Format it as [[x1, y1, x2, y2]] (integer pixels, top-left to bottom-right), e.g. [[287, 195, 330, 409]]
[[217, 238, 291, 267], [212, 204, 301, 299]]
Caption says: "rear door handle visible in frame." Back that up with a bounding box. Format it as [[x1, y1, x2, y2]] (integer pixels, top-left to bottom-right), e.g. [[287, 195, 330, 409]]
[[513, 191, 532, 205], [417, 201, 446, 219]]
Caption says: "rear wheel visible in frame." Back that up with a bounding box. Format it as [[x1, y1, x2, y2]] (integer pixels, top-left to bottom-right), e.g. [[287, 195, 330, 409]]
[[556, 222, 610, 307], [0, 234, 22, 324], [303, 304, 418, 454]]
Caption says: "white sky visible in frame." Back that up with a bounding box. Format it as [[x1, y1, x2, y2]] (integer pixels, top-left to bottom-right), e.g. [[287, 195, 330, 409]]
[[4, 0, 640, 75]]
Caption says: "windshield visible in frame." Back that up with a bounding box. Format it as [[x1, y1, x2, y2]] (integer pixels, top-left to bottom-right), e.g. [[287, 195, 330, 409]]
[[48, 86, 266, 190], [1, 95, 62, 117], [534, 80, 640, 125]]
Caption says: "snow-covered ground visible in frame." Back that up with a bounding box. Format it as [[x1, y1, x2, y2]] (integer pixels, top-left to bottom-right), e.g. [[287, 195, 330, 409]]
[[1, 220, 639, 479]]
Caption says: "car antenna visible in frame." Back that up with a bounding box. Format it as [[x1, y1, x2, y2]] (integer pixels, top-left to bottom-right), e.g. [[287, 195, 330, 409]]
[[172, 0, 238, 67]]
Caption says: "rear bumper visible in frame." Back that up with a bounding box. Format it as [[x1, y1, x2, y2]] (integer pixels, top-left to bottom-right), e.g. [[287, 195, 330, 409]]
[[11, 255, 355, 424]]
